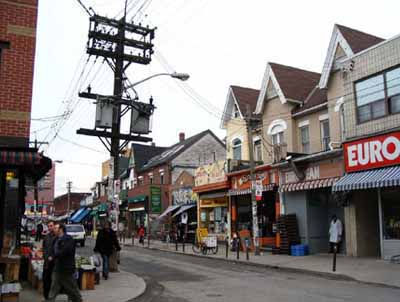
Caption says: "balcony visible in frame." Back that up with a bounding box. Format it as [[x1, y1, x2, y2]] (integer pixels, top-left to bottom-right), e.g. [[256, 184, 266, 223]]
[[227, 159, 264, 173]]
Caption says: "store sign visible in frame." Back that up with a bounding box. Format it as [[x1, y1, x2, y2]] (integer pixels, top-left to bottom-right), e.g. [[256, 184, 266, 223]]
[[232, 171, 270, 190], [200, 199, 227, 207], [344, 132, 400, 172], [195, 160, 226, 186], [255, 180, 263, 201], [150, 186, 162, 213]]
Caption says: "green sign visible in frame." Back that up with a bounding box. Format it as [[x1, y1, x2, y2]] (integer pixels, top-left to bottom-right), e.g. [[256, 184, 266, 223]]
[[150, 186, 162, 213]]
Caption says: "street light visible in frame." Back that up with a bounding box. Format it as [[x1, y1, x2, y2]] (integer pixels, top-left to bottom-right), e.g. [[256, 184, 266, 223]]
[[124, 72, 190, 98]]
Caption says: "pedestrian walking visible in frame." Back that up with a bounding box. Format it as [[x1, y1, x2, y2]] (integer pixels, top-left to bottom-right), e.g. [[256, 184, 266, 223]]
[[42, 220, 56, 301], [47, 223, 82, 302], [35, 222, 43, 242], [118, 221, 126, 243], [329, 215, 343, 253], [94, 221, 121, 280], [138, 225, 145, 244]]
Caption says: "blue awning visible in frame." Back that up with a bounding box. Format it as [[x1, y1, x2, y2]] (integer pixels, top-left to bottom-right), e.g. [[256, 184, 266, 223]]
[[71, 208, 91, 223], [70, 208, 85, 221], [332, 166, 400, 192]]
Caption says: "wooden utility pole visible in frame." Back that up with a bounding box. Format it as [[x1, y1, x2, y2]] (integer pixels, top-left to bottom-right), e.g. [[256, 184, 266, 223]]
[[246, 105, 260, 256], [66, 181, 72, 221]]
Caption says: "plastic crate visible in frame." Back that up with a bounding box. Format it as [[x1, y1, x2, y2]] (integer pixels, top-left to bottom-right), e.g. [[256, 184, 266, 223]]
[[290, 244, 309, 256]]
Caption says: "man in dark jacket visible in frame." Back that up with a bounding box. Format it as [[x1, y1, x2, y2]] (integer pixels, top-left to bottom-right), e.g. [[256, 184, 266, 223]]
[[47, 223, 82, 302], [42, 220, 56, 300], [94, 221, 121, 280]]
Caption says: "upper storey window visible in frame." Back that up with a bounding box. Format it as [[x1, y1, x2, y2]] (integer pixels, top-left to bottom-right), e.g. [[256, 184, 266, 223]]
[[232, 138, 242, 160]]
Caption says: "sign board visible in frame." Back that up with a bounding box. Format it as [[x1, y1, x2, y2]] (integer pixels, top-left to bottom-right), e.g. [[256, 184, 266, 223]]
[[195, 160, 226, 187], [255, 180, 263, 201], [150, 186, 162, 213], [344, 132, 400, 172]]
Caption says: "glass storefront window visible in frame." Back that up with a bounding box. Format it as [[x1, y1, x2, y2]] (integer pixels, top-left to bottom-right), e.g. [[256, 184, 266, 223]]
[[382, 192, 400, 240]]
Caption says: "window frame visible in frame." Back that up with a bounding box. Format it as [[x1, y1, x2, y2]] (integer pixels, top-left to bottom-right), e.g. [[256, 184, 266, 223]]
[[299, 125, 310, 154], [232, 138, 242, 160], [320, 119, 330, 151], [254, 139, 262, 161], [355, 65, 400, 124]]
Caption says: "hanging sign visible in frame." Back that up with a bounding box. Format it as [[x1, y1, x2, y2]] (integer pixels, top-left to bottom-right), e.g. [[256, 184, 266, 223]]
[[255, 180, 263, 201]]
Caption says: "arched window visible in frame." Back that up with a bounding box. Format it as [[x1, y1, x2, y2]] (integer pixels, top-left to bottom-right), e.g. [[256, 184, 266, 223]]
[[270, 125, 284, 145], [232, 138, 242, 160]]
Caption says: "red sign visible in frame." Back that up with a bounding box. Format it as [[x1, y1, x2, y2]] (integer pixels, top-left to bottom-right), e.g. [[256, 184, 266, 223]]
[[344, 132, 400, 172]]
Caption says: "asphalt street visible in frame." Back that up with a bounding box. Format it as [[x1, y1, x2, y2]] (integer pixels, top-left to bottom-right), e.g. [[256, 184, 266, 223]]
[[78, 239, 400, 302]]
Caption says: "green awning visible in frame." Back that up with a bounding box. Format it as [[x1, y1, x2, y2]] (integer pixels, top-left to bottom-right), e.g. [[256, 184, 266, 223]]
[[119, 189, 128, 200], [128, 195, 147, 203], [96, 203, 108, 212], [90, 210, 98, 216]]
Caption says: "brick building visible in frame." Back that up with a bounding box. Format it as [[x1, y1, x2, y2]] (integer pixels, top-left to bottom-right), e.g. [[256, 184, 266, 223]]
[[53, 192, 91, 216], [0, 0, 52, 252]]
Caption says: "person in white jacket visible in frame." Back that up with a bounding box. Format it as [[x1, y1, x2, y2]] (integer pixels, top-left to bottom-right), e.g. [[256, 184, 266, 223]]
[[329, 215, 343, 253]]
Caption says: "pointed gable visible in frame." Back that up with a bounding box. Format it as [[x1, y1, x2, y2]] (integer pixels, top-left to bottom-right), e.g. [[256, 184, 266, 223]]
[[220, 85, 259, 128], [319, 24, 385, 88], [255, 62, 320, 114]]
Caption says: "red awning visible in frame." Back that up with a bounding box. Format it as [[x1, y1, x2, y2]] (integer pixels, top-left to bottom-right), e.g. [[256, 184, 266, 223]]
[[279, 177, 340, 192], [0, 150, 41, 165]]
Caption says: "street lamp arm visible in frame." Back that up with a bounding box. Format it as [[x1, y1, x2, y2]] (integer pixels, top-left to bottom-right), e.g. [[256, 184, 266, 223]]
[[124, 72, 190, 91]]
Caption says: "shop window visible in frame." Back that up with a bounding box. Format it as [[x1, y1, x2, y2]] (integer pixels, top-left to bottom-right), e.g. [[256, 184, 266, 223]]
[[254, 139, 262, 161], [383, 195, 400, 240], [320, 119, 330, 151], [355, 66, 400, 122], [300, 126, 310, 154], [232, 138, 242, 160]]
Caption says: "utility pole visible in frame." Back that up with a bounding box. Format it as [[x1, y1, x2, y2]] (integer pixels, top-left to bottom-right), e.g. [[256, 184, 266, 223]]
[[67, 181, 72, 222], [246, 105, 260, 256]]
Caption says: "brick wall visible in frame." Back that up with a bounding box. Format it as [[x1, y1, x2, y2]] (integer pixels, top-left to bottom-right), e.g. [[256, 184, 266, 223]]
[[0, 0, 38, 146], [53, 193, 89, 215], [343, 36, 400, 140]]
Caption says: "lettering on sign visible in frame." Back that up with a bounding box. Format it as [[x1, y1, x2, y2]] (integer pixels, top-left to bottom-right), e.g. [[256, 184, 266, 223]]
[[344, 132, 400, 172], [284, 166, 320, 184]]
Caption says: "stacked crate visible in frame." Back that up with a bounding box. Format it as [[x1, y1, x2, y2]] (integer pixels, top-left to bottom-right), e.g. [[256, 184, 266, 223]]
[[276, 214, 300, 255]]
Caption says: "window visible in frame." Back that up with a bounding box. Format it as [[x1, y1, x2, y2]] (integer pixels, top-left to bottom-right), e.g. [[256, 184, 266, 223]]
[[212, 151, 216, 162], [355, 66, 400, 122], [270, 125, 284, 145], [138, 176, 143, 185], [149, 175, 153, 184], [0, 41, 10, 70], [254, 139, 262, 161], [160, 173, 164, 185], [300, 126, 310, 154], [320, 119, 330, 151], [382, 190, 400, 240], [233, 104, 240, 118], [232, 138, 242, 160]]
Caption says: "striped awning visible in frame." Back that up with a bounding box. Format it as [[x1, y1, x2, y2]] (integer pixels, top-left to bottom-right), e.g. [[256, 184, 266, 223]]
[[0, 150, 41, 165], [332, 166, 400, 192], [279, 177, 340, 193], [228, 184, 277, 196]]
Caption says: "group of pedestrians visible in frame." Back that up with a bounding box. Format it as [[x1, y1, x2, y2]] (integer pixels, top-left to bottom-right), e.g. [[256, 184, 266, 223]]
[[41, 220, 121, 302]]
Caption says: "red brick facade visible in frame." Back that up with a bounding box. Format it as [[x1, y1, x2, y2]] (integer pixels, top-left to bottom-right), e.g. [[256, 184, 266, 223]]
[[0, 0, 38, 146], [53, 192, 90, 216]]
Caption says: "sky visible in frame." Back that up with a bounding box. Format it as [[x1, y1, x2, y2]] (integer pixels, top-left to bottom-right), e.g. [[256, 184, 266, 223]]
[[30, 0, 400, 196]]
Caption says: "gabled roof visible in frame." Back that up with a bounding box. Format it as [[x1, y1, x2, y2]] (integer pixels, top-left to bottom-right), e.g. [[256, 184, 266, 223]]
[[319, 24, 384, 88], [140, 130, 224, 172], [220, 85, 259, 129], [336, 24, 384, 54], [292, 87, 328, 116], [255, 62, 320, 114], [130, 143, 167, 171]]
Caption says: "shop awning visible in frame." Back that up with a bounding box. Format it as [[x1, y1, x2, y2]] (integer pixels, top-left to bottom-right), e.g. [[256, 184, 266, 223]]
[[71, 208, 91, 223], [332, 166, 400, 192], [128, 195, 147, 203], [172, 204, 196, 217], [70, 208, 85, 221], [279, 177, 340, 192], [157, 204, 181, 220], [228, 184, 277, 196]]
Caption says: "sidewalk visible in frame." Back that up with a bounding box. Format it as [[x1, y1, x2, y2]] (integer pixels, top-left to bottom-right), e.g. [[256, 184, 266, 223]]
[[123, 238, 400, 288], [20, 270, 146, 302]]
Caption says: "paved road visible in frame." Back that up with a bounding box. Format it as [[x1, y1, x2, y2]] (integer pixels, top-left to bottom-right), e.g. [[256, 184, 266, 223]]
[[78, 239, 400, 302]]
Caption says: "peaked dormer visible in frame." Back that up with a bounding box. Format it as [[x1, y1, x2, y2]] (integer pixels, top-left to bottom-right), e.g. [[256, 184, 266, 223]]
[[319, 24, 384, 88]]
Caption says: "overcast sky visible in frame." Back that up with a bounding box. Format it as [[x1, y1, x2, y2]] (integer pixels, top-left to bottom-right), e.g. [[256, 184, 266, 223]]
[[31, 0, 400, 196]]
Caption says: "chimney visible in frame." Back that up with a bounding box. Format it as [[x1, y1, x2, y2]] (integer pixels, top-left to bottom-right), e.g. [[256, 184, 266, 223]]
[[151, 142, 156, 147], [179, 132, 185, 142]]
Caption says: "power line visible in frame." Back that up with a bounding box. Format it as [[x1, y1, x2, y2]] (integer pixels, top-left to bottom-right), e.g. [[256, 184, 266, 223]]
[[75, 0, 93, 16], [58, 136, 108, 154]]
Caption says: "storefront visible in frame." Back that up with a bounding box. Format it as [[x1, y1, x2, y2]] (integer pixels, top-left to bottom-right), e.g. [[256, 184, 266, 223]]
[[278, 152, 343, 254], [194, 161, 230, 241], [333, 131, 400, 260], [128, 195, 147, 233], [228, 165, 279, 249]]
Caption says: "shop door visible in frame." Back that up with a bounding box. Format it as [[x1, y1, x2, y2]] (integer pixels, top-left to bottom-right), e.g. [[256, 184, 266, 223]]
[[381, 189, 400, 260]]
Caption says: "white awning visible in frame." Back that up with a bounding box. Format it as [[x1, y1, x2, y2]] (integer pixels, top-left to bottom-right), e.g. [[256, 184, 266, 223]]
[[129, 207, 145, 212], [172, 204, 196, 217], [332, 166, 400, 192], [157, 204, 182, 220]]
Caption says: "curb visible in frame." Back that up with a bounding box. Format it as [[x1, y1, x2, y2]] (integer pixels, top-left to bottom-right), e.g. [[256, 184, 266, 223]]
[[121, 270, 147, 302], [124, 243, 400, 290]]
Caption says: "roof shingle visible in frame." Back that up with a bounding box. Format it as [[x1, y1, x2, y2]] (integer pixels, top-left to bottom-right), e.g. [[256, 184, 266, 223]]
[[336, 24, 384, 54], [230, 85, 260, 115]]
